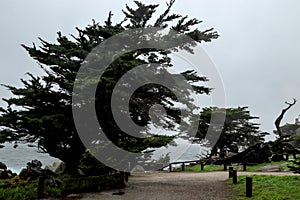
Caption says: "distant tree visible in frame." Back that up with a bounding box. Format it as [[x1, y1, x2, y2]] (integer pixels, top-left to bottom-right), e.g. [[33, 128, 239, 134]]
[[274, 98, 297, 137], [274, 121, 300, 149], [192, 107, 266, 158], [271, 99, 298, 158], [0, 0, 218, 174], [291, 133, 300, 148]]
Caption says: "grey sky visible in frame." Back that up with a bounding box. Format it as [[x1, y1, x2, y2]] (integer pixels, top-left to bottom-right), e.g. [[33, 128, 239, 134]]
[[1, 0, 300, 140]]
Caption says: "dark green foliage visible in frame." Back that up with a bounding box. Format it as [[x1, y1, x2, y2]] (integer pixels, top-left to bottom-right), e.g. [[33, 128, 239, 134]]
[[192, 107, 266, 158], [224, 143, 272, 164], [273, 121, 300, 149], [79, 150, 115, 176], [0, 173, 122, 199], [61, 174, 124, 194], [289, 158, 300, 174], [0, 0, 218, 173]]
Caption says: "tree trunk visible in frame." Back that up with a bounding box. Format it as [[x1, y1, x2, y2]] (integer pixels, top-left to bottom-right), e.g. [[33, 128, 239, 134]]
[[275, 98, 297, 137]]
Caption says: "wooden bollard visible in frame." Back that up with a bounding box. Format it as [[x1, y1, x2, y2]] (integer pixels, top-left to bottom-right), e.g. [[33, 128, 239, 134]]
[[125, 172, 130, 182], [246, 177, 252, 197], [201, 163, 204, 171], [232, 170, 237, 184], [229, 167, 234, 178], [224, 164, 227, 171], [181, 163, 185, 171], [243, 163, 247, 171], [169, 164, 172, 172], [37, 176, 45, 199], [285, 154, 289, 160]]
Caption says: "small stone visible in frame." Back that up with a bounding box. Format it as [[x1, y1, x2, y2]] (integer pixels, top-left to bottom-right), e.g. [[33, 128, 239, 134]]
[[260, 165, 282, 172], [131, 165, 145, 173], [66, 194, 83, 199]]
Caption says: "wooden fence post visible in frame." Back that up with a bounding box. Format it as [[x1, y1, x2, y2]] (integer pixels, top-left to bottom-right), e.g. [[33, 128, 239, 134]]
[[37, 176, 45, 199], [229, 167, 234, 178], [224, 164, 227, 171], [169, 164, 172, 172], [201, 163, 204, 171], [285, 154, 289, 160], [232, 170, 237, 184], [181, 163, 185, 171], [243, 163, 247, 171], [246, 177, 252, 197]]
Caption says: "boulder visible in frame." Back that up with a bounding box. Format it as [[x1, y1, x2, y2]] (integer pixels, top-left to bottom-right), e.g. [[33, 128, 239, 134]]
[[0, 162, 7, 169], [0, 162, 7, 170], [131, 165, 145, 173], [65, 194, 83, 199], [260, 165, 282, 172], [0, 169, 17, 179], [19, 168, 36, 180], [27, 159, 42, 169], [45, 161, 66, 174]]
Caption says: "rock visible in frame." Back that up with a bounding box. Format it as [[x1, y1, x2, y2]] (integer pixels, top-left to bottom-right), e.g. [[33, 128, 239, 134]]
[[27, 159, 42, 169], [53, 162, 66, 174], [0, 169, 17, 179], [78, 168, 85, 176], [131, 165, 145, 173], [19, 168, 36, 180], [0, 162, 7, 170], [65, 194, 83, 199], [45, 161, 65, 174], [0, 169, 9, 179], [260, 165, 282, 172]]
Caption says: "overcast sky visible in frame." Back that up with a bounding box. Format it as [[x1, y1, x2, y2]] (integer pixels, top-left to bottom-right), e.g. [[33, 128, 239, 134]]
[[1, 0, 300, 140]]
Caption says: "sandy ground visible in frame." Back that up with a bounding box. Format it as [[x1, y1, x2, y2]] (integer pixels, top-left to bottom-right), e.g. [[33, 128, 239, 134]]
[[49, 171, 298, 200]]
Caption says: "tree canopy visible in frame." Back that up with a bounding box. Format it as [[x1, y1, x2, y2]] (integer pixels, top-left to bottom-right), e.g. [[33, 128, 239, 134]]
[[0, 0, 218, 174], [192, 107, 266, 158]]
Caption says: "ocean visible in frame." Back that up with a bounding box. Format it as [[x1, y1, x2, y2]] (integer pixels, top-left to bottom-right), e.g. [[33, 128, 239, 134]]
[[0, 139, 206, 173], [0, 143, 60, 173]]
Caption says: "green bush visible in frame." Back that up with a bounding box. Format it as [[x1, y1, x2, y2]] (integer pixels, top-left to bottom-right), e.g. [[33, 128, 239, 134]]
[[0, 182, 38, 200], [288, 158, 300, 173], [0, 172, 123, 199], [0, 178, 64, 200], [79, 150, 114, 176]]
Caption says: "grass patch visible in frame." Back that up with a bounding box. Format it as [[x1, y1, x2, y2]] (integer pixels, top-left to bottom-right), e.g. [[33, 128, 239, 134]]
[[0, 180, 62, 200], [174, 164, 224, 172], [245, 161, 289, 172], [177, 161, 289, 172], [228, 175, 300, 200]]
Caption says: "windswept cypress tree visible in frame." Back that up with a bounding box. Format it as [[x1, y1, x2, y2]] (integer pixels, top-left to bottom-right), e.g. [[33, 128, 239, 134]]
[[0, 0, 218, 174]]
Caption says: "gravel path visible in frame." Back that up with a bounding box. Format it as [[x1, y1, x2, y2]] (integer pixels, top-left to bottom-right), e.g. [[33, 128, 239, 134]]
[[74, 172, 233, 200], [51, 171, 299, 200]]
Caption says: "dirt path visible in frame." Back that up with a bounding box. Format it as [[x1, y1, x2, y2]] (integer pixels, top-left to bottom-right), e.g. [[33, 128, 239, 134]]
[[76, 172, 234, 200], [52, 171, 299, 200]]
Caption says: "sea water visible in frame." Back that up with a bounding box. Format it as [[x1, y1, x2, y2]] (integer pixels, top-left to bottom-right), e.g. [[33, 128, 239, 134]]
[[0, 139, 207, 173], [0, 142, 60, 173]]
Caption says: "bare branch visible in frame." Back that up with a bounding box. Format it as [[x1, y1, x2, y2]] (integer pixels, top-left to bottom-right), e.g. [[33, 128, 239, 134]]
[[275, 98, 297, 137]]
